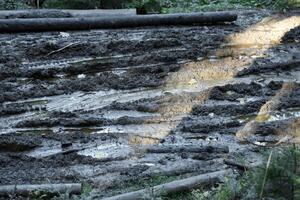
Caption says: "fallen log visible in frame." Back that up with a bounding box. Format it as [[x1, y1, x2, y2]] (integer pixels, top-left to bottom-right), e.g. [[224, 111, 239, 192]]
[[103, 170, 231, 200], [0, 183, 82, 197], [0, 9, 72, 19], [0, 12, 237, 32], [0, 9, 137, 19], [64, 9, 137, 18], [224, 159, 249, 171]]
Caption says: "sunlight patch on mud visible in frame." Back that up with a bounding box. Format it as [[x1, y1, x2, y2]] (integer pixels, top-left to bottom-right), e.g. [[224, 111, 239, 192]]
[[237, 107, 300, 123], [161, 15, 300, 146], [77, 143, 134, 160], [228, 16, 300, 46]]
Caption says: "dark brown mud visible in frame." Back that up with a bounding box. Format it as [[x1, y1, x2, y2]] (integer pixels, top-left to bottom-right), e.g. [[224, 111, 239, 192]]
[[0, 10, 299, 199]]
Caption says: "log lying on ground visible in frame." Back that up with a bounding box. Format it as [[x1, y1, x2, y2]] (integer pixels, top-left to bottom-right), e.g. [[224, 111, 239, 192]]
[[224, 159, 249, 171], [0, 9, 137, 19], [224, 159, 261, 171], [146, 144, 229, 154], [0, 12, 237, 32], [64, 9, 137, 18], [0, 9, 72, 19], [103, 170, 231, 200], [0, 183, 82, 196]]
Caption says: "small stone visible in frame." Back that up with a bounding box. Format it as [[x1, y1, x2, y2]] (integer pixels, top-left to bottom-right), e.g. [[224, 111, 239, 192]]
[[188, 78, 197, 85], [77, 74, 86, 79], [60, 32, 70, 38]]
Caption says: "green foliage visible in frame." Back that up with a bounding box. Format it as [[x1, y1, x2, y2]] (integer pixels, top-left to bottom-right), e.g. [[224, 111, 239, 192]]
[[1, 0, 299, 11], [0, 0, 29, 10], [44, 0, 133, 9], [43, 0, 99, 9], [161, 0, 300, 13], [162, 145, 300, 200], [195, 145, 300, 200]]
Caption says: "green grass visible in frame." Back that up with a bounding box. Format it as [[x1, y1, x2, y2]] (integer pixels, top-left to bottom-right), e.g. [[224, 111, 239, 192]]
[[162, 145, 300, 200], [162, 0, 300, 13], [1, 0, 299, 11]]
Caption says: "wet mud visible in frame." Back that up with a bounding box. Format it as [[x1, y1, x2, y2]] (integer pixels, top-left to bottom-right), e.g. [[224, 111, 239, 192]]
[[0, 10, 299, 199]]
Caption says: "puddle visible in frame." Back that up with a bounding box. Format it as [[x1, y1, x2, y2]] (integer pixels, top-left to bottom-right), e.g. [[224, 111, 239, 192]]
[[3, 99, 49, 107], [45, 79, 224, 112], [22, 47, 188, 72], [26, 140, 62, 158], [102, 110, 160, 120], [46, 88, 164, 112], [95, 123, 178, 139], [77, 143, 133, 160]]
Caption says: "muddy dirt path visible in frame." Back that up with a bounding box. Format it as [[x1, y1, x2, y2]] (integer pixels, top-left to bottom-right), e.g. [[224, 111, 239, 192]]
[[0, 10, 299, 199]]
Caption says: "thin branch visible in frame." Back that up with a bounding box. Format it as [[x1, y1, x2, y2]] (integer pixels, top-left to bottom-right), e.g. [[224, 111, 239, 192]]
[[46, 42, 79, 57]]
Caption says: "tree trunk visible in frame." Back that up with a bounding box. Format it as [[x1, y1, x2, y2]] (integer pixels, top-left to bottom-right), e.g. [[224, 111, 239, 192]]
[[102, 170, 231, 200], [0, 183, 82, 197], [0, 12, 237, 32]]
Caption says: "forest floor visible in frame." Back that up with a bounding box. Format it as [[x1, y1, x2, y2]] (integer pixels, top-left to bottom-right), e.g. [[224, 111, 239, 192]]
[[0, 10, 300, 199]]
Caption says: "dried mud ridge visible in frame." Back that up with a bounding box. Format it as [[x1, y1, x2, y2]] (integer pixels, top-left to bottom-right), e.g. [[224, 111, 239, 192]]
[[0, 11, 300, 198]]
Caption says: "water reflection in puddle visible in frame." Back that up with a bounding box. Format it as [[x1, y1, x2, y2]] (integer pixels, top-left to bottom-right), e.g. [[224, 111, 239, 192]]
[[77, 143, 133, 160]]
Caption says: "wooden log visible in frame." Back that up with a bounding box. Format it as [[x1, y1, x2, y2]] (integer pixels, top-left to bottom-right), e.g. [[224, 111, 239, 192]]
[[0, 12, 237, 32], [224, 159, 249, 171], [0, 9, 72, 19], [103, 170, 231, 200], [146, 144, 229, 154], [0, 9, 137, 19], [224, 159, 262, 173], [0, 183, 82, 196], [65, 9, 137, 18]]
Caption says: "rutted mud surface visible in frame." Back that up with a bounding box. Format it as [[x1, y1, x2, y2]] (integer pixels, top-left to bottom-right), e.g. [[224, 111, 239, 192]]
[[0, 10, 300, 198]]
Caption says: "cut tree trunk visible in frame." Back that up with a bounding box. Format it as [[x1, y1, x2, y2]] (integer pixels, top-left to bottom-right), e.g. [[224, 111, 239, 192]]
[[0, 12, 237, 32], [0, 183, 82, 197], [0, 9, 137, 19], [102, 170, 231, 200]]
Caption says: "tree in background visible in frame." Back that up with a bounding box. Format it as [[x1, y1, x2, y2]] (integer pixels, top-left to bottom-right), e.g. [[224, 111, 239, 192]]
[[100, 0, 132, 9], [0, 0, 28, 9], [27, 0, 46, 8]]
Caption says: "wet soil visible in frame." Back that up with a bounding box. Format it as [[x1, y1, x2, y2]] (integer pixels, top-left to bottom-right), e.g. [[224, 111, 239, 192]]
[[0, 10, 299, 199]]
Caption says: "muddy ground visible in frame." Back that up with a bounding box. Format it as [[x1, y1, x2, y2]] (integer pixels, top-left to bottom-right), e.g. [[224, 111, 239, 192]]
[[0, 10, 300, 199]]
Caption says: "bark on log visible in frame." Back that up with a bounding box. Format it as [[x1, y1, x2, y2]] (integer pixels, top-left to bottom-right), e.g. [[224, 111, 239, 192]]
[[146, 145, 229, 154], [103, 170, 231, 200], [65, 9, 137, 18], [0, 9, 72, 19], [224, 159, 249, 171], [0, 12, 237, 32], [0, 183, 82, 196], [0, 9, 137, 19]]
